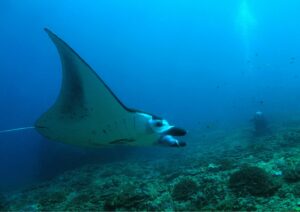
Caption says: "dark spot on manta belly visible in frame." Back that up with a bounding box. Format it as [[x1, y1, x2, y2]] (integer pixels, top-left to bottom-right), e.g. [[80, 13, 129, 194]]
[[109, 138, 136, 144], [35, 125, 48, 129]]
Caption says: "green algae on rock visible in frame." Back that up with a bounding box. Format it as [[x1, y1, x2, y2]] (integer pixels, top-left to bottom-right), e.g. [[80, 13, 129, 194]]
[[104, 183, 152, 210], [0, 194, 7, 211], [229, 166, 281, 197], [283, 163, 300, 183], [172, 177, 198, 201]]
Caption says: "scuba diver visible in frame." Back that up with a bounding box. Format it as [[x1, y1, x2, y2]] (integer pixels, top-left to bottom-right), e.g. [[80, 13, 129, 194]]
[[251, 111, 269, 136]]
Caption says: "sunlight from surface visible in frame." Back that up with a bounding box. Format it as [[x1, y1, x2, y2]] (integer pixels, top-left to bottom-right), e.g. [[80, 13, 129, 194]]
[[236, 0, 257, 68]]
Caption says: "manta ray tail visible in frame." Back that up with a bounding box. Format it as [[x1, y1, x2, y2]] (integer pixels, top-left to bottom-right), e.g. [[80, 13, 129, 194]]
[[0, 126, 35, 134]]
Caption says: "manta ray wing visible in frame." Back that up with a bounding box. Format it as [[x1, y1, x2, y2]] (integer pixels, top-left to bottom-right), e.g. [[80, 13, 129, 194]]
[[35, 29, 157, 147]]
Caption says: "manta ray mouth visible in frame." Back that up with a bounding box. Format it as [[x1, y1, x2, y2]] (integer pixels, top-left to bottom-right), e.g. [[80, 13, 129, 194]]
[[165, 127, 187, 137]]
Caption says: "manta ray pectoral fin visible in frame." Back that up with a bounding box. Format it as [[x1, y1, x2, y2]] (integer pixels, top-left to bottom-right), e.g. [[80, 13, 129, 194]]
[[35, 28, 185, 148], [35, 28, 139, 147]]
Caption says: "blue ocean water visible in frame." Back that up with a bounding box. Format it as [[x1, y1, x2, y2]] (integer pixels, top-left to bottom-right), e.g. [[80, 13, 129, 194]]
[[0, 0, 300, 193]]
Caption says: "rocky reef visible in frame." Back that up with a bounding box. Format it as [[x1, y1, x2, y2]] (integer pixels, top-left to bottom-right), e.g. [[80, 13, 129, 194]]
[[229, 165, 280, 197], [0, 194, 7, 211], [172, 177, 198, 201], [4, 121, 300, 211]]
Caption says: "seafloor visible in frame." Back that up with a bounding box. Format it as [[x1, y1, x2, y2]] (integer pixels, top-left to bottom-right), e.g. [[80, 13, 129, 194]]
[[3, 121, 300, 211]]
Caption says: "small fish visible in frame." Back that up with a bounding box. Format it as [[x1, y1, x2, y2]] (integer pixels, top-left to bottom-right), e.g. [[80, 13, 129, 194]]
[[290, 57, 296, 64]]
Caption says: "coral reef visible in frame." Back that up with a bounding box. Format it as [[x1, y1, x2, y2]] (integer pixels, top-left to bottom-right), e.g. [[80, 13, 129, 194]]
[[283, 163, 300, 183], [281, 130, 300, 147], [4, 121, 300, 210], [216, 158, 237, 171], [229, 166, 280, 197], [103, 183, 152, 210], [292, 183, 300, 197], [38, 191, 65, 207], [172, 178, 198, 201], [0, 194, 6, 211]]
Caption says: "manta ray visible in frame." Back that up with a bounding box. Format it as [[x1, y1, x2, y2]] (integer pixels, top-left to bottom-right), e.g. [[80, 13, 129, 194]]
[[33, 28, 186, 148]]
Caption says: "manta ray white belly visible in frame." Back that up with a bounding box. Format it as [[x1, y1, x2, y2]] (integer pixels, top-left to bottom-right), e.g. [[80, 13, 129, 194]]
[[37, 109, 160, 147]]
